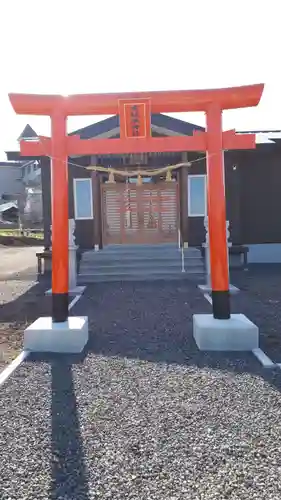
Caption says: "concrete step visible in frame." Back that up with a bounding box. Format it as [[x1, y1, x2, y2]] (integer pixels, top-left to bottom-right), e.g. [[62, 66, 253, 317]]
[[84, 245, 200, 254], [78, 269, 204, 283], [81, 258, 202, 267], [82, 249, 200, 256], [80, 255, 203, 267], [103, 243, 178, 250], [82, 250, 201, 261], [79, 264, 204, 276], [79, 244, 204, 283]]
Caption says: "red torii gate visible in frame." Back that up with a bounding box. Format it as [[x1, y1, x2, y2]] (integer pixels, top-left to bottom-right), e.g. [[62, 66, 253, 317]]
[[9, 84, 264, 324]]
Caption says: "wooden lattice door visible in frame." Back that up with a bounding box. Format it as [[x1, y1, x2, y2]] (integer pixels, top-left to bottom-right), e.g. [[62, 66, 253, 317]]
[[101, 181, 179, 245]]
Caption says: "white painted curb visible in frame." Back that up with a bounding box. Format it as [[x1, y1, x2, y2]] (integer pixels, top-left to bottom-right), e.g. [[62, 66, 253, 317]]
[[202, 291, 276, 369], [252, 348, 275, 368], [0, 351, 29, 388], [0, 292, 83, 388]]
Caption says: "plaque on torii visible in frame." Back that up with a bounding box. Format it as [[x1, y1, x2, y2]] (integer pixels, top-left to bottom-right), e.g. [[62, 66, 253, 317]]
[[9, 84, 264, 323]]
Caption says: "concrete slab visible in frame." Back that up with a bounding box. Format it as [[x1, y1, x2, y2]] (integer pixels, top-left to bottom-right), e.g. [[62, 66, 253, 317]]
[[0, 246, 42, 279], [193, 313, 259, 351], [198, 284, 240, 294], [24, 316, 89, 353]]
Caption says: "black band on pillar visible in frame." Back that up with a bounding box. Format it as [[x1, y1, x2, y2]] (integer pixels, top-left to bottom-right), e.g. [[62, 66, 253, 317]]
[[52, 293, 69, 322], [212, 290, 230, 320]]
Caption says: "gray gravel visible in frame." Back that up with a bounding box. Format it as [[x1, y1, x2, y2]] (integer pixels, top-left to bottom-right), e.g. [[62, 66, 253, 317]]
[[231, 266, 281, 362], [0, 277, 51, 367], [1, 280, 281, 499]]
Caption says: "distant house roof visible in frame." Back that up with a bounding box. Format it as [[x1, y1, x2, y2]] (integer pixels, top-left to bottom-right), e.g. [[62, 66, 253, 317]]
[[0, 201, 18, 213], [237, 131, 281, 144], [0, 161, 23, 167], [17, 124, 38, 141]]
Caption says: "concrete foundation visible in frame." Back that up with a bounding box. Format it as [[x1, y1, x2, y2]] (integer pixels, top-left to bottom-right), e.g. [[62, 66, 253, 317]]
[[45, 286, 86, 297], [193, 313, 259, 351], [198, 284, 240, 294], [24, 316, 89, 353]]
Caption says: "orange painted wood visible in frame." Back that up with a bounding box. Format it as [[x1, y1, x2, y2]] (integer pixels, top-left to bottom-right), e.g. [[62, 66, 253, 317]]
[[119, 99, 151, 139], [67, 136, 208, 155], [206, 105, 229, 292], [19, 135, 206, 156], [222, 130, 256, 150], [51, 114, 69, 295], [20, 137, 51, 156], [19, 130, 257, 157], [9, 84, 264, 116]]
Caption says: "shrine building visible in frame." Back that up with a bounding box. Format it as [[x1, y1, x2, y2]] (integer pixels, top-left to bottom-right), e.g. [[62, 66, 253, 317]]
[[6, 113, 281, 264]]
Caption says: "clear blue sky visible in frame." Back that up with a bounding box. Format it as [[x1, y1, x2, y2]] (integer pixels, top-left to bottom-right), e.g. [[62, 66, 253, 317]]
[[0, 0, 279, 159]]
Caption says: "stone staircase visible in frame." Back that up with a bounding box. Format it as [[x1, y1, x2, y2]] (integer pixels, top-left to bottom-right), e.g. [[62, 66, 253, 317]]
[[78, 244, 204, 283]]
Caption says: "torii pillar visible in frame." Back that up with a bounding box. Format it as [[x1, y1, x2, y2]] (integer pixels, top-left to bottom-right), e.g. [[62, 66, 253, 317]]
[[9, 84, 263, 353]]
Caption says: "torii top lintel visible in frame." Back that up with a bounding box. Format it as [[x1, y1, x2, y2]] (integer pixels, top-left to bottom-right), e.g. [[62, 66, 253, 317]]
[[9, 84, 264, 116]]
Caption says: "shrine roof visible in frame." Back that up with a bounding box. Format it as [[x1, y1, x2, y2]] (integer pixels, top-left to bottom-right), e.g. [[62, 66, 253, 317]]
[[71, 113, 205, 139]]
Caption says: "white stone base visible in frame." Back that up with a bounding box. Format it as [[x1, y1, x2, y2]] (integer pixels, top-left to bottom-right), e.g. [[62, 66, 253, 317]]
[[198, 284, 240, 294], [45, 286, 85, 297], [24, 316, 89, 353], [193, 313, 259, 351]]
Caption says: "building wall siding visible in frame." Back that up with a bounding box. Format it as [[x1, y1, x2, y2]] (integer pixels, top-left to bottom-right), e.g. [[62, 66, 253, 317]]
[[0, 166, 24, 200], [238, 148, 281, 244], [184, 148, 281, 247]]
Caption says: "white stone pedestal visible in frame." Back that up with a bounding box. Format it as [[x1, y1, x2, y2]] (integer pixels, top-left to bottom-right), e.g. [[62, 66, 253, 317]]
[[46, 218, 85, 296], [45, 286, 85, 297], [200, 218, 240, 294], [24, 316, 89, 353], [193, 314, 259, 351], [198, 284, 240, 295], [68, 219, 85, 295]]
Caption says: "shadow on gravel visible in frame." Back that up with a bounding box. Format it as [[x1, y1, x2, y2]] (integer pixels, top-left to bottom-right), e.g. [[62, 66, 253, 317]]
[[49, 361, 90, 500], [0, 281, 52, 363], [230, 266, 281, 362], [0, 281, 51, 325], [73, 279, 281, 391]]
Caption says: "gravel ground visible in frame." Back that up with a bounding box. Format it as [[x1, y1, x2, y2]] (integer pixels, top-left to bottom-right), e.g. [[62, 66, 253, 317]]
[[231, 266, 281, 362], [0, 276, 51, 368], [1, 279, 281, 499]]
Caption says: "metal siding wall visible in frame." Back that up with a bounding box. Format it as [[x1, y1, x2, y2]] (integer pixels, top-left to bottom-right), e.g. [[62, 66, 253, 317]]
[[239, 148, 281, 244]]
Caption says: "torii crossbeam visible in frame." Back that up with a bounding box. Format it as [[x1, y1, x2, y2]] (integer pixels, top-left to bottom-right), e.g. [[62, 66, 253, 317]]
[[9, 84, 264, 327]]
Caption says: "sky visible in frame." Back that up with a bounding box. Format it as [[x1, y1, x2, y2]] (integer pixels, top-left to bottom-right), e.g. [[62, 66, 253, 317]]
[[0, 0, 280, 159]]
